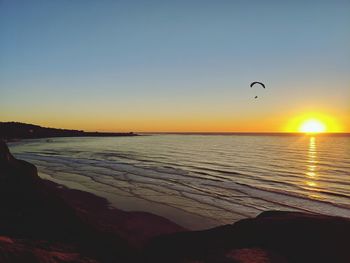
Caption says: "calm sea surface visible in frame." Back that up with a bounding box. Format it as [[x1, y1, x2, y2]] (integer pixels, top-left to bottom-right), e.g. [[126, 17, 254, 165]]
[[9, 134, 350, 229]]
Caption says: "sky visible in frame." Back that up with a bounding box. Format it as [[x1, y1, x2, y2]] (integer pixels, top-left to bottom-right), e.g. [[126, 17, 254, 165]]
[[1, 0, 349, 132]]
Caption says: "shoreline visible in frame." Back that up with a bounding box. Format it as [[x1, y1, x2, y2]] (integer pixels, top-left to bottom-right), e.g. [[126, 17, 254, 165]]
[[8, 135, 350, 230], [41, 178, 186, 247], [7, 138, 229, 230], [37, 170, 221, 230]]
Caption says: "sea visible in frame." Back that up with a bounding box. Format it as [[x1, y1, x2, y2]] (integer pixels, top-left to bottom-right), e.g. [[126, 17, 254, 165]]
[[9, 134, 350, 230]]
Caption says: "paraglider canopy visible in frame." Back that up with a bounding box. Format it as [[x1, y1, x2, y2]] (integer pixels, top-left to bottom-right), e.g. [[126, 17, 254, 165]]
[[250, 82, 266, 89]]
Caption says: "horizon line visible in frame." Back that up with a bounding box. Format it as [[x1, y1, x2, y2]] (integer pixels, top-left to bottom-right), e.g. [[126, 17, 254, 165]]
[[1, 122, 349, 135], [137, 132, 350, 136]]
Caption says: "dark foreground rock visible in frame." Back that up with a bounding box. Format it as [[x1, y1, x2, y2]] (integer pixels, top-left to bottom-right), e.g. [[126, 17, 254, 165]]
[[1, 140, 350, 263], [144, 209, 350, 263]]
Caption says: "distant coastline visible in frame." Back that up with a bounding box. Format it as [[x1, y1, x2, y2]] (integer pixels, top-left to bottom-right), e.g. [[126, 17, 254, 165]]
[[0, 122, 137, 141], [2, 122, 348, 140]]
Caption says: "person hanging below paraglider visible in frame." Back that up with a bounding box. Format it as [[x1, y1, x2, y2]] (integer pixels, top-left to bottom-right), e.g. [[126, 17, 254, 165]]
[[250, 81, 266, 99]]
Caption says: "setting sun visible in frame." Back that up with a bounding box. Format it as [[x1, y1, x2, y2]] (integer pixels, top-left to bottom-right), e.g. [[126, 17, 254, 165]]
[[299, 119, 326, 133], [285, 112, 344, 133]]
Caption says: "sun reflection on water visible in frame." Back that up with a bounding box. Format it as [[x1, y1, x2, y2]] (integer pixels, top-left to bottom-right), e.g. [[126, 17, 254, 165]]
[[305, 136, 319, 190]]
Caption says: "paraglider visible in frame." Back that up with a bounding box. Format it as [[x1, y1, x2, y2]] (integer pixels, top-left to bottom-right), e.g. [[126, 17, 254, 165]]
[[250, 81, 265, 89], [250, 81, 266, 99]]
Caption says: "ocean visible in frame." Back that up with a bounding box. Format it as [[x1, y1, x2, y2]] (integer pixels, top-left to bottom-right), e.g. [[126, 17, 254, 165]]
[[9, 134, 350, 229]]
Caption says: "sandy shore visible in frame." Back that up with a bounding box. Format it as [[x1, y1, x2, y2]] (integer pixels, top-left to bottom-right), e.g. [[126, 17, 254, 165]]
[[42, 178, 186, 247], [37, 169, 220, 230]]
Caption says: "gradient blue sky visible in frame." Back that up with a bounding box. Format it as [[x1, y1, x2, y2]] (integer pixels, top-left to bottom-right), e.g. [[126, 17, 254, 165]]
[[1, 0, 349, 131]]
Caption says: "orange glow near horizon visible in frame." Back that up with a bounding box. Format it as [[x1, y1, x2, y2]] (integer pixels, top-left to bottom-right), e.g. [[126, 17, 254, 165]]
[[285, 112, 343, 133], [2, 110, 347, 133]]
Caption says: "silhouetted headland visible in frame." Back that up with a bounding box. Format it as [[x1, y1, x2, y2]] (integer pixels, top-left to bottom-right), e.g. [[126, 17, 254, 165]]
[[0, 122, 137, 141], [1, 140, 350, 262]]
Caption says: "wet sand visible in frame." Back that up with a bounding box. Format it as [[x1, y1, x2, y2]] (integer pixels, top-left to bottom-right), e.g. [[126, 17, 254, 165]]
[[38, 170, 220, 230]]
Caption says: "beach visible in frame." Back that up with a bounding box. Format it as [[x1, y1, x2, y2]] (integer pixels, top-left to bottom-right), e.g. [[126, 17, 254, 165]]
[[8, 134, 350, 230]]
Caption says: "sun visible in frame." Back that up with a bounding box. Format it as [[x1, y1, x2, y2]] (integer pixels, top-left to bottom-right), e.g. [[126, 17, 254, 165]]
[[299, 119, 326, 133], [285, 112, 342, 133]]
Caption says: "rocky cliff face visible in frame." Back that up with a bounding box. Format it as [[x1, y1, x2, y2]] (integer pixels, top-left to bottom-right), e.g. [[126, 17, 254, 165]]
[[0, 139, 17, 165]]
